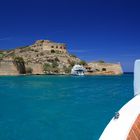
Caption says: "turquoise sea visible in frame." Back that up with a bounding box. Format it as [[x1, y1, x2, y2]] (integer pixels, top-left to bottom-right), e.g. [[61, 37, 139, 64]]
[[0, 74, 133, 140]]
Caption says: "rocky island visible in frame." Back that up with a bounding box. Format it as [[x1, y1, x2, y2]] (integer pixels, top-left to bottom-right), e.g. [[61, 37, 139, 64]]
[[0, 39, 123, 75]]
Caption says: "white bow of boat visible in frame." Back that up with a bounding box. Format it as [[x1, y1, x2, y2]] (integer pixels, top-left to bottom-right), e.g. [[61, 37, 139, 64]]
[[99, 60, 140, 140]]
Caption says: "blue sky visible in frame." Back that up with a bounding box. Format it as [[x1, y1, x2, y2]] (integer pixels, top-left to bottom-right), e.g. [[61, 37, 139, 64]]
[[0, 0, 140, 72]]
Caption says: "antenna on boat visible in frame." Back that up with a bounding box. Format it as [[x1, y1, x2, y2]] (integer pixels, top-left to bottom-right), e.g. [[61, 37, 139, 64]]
[[134, 60, 140, 96]]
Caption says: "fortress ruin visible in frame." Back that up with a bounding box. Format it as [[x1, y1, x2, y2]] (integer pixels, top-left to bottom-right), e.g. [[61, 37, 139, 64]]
[[32, 40, 67, 53]]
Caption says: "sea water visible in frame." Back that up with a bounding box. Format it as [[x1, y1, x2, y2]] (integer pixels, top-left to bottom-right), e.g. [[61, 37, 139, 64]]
[[0, 74, 133, 140]]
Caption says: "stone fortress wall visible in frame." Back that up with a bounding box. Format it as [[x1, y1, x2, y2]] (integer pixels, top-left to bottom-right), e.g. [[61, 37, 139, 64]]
[[86, 62, 123, 75], [0, 60, 19, 75], [0, 60, 44, 75], [33, 40, 67, 53]]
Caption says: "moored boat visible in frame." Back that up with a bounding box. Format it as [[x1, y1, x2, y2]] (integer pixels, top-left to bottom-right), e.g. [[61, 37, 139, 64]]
[[71, 64, 86, 76]]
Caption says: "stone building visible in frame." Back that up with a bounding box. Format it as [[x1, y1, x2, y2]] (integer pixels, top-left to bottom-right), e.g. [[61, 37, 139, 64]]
[[85, 62, 123, 75], [33, 40, 67, 53]]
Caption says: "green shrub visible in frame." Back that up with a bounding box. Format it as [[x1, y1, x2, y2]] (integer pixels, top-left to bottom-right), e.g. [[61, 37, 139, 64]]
[[79, 60, 87, 66], [52, 61, 58, 68], [0, 53, 4, 58], [13, 56, 24, 63], [40, 52, 44, 56], [52, 68, 59, 73], [0, 53, 4, 60], [54, 57, 59, 62], [26, 67, 33, 74], [43, 62, 59, 74], [97, 60, 105, 63], [25, 47, 32, 51], [43, 63, 52, 73], [69, 60, 75, 67], [63, 66, 71, 73], [19, 46, 29, 49], [34, 49, 38, 52], [55, 50, 60, 54], [70, 54, 77, 58], [13, 56, 26, 74]]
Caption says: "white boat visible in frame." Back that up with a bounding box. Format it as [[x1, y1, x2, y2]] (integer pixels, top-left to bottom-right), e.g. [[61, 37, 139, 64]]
[[99, 60, 140, 140], [71, 64, 86, 76]]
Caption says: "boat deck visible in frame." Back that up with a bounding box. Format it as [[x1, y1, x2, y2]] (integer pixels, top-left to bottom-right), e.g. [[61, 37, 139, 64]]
[[99, 95, 140, 140], [127, 114, 140, 140]]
